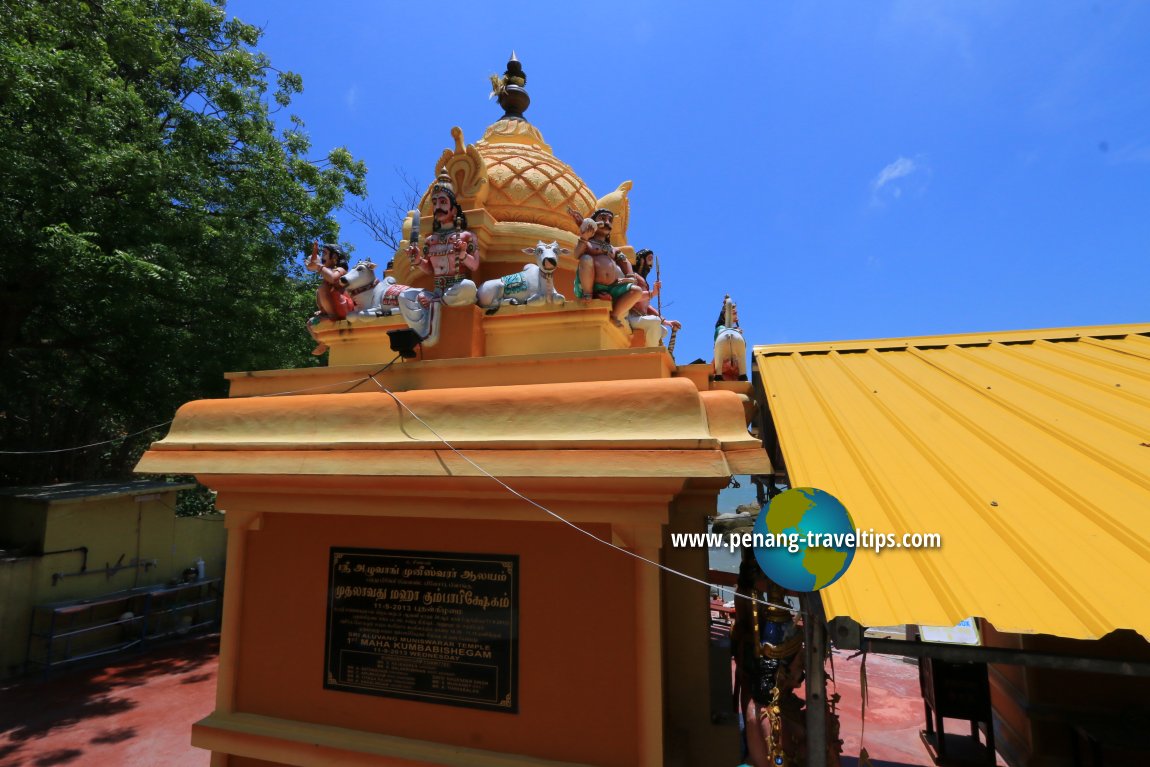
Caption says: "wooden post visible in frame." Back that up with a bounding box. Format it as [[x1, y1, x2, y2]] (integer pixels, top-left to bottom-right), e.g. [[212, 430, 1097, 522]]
[[802, 593, 828, 767]]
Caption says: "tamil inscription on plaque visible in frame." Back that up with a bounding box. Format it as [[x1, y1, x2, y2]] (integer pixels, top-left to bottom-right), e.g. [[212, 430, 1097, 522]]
[[325, 548, 518, 712]]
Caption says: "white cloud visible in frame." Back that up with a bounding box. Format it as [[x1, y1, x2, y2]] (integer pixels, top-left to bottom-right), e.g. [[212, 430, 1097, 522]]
[[345, 85, 359, 111], [871, 155, 931, 205], [872, 157, 918, 192]]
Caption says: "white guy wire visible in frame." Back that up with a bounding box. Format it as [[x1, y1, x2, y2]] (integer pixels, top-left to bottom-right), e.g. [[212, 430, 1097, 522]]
[[370, 375, 795, 614], [1, 373, 384, 455]]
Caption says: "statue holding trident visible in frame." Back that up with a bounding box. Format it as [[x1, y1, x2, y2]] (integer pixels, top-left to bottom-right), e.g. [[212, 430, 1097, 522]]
[[625, 247, 680, 350]]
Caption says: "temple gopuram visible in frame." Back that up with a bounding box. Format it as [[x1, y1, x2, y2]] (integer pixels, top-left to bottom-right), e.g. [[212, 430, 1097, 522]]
[[133, 52, 1150, 767], [137, 56, 777, 767]]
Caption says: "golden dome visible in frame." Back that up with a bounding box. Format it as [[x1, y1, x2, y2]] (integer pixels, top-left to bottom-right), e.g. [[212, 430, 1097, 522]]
[[409, 58, 632, 244], [473, 118, 597, 232]]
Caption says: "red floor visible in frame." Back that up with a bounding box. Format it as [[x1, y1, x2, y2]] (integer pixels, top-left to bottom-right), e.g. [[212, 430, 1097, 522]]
[[0, 635, 216, 767], [0, 636, 1003, 767], [830, 650, 1005, 767]]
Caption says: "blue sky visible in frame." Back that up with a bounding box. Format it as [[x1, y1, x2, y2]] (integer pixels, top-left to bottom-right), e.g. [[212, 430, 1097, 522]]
[[228, 1, 1149, 364]]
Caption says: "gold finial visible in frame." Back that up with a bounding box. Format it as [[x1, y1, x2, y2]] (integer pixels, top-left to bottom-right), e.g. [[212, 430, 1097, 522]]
[[491, 54, 529, 119]]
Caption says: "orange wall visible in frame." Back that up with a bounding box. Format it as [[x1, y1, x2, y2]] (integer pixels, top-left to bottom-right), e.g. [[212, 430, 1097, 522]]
[[232, 512, 640, 767]]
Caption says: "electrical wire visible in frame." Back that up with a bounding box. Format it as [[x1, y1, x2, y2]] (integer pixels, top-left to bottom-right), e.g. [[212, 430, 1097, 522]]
[[0, 420, 175, 455], [249, 375, 383, 398], [0, 367, 401, 455], [370, 374, 796, 614], [6, 355, 791, 613], [341, 354, 401, 394]]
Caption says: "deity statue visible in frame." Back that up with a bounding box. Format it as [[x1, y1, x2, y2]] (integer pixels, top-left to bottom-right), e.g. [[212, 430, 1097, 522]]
[[409, 171, 480, 310], [568, 207, 644, 325], [305, 242, 354, 356], [633, 248, 655, 280], [731, 553, 807, 767], [624, 247, 681, 347]]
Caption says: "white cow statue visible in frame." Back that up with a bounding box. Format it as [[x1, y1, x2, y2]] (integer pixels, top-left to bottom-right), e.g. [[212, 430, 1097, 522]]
[[339, 261, 444, 346], [476, 241, 567, 314], [340, 261, 401, 319], [714, 294, 747, 381]]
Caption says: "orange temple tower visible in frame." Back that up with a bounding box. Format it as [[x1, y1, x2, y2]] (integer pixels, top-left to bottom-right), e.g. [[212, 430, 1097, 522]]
[[137, 56, 769, 767]]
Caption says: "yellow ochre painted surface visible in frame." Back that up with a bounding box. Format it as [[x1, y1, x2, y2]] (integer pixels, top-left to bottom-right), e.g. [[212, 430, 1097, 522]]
[[754, 323, 1150, 640], [314, 114, 644, 367], [135, 79, 768, 767], [138, 377, 768, 479], [0, 482, 225, 679], [225, 348, 678, 398]]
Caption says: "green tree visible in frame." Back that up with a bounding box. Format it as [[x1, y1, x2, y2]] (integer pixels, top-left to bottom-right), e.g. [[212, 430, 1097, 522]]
[[0, 0, 366, 485]]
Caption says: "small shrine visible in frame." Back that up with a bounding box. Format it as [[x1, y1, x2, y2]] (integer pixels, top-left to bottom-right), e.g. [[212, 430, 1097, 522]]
[[137, 56, 770, 767], [305, 54, 674, 366]]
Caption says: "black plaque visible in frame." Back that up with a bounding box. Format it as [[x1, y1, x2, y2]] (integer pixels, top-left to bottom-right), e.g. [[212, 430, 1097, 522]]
[[325, 548, 518, 712]]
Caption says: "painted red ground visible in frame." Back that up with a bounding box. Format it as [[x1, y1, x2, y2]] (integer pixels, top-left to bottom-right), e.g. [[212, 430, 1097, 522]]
[[831, 649, 1005, 767], [0, 635, 216, 767], [0, 637, 1003, 766]]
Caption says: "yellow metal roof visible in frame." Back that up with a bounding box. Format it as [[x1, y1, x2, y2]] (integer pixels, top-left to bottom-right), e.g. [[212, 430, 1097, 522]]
[[754, 323, 1150, 640]]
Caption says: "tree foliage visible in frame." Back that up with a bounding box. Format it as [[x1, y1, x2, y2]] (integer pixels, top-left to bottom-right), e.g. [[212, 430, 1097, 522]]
[[0, 0, 366, 485]]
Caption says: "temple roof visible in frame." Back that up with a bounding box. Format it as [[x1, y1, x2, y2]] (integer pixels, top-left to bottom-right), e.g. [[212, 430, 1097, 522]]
[[409, 55, 627, 240], [135, 377, 769, 479], [472, 118, 597, 233]]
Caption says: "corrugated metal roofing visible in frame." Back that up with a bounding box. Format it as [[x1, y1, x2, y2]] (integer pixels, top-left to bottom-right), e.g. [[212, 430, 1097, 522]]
[[754, 323, 1150, 640]]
